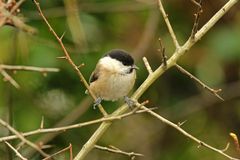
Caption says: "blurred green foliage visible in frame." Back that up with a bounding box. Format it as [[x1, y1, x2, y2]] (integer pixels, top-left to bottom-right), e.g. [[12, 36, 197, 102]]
[[0, 0, 240, 160]]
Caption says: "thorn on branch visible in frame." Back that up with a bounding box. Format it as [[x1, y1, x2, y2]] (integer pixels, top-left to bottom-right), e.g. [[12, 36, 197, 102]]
[[190, 0, 203, 39], [221, 143, 230, 152], [40, 116, 44, 129], [177, 120, 187, 127], [230, 132, 240, 153], [56, 56, 67, 59], [33, 0, 108, 117], [158, 38, 167, 67], [77, 63, 85, 69], [60, 31, 66, 40], [197, 141, 203, 148]]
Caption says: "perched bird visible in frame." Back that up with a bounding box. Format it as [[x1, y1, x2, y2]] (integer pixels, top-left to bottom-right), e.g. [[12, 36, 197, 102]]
[[88, 49, 138, 107]]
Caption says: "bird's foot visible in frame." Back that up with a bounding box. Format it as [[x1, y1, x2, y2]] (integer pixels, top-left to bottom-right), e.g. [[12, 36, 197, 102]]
[[124, 96, 136, 109], [93, 97, 102, 109]]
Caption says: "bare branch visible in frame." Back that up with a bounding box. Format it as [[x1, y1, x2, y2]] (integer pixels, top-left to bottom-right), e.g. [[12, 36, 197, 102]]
[[0, 118, 49, 157], [0, 64, 59, 72], [94, 144, 144, 158], [73, 1, 239, 159], [175, 63, 224, 101], [0, 65, 59, 88], [0, 68, 20, 89], [0, 0, 37, 34], [0, 105, 154, 142], [158, 38, 167, 67], [190, 0, 203, 39], [143, 57, 153, 75], [43, 144, 72, 160], [4, 141, 27, 160], [32, 0, 108, 117], [157, 0, 180, 48], [140, 105, 240, 160]]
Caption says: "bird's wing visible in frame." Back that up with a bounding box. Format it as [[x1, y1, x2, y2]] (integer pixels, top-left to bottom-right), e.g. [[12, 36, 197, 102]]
[[89, 67, 100, 83]]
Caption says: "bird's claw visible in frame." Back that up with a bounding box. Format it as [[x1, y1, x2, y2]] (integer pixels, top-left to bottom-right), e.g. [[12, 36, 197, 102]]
[[124, 96, 136, 109], [93, 97, 102, 109]]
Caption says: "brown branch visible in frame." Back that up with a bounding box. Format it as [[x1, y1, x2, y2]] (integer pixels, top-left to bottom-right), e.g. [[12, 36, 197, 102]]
[[0, 118, 49, 157], [0, 65, 59, 88], [43, 144, 72, 160], [190, 0, 203, 39], [4, 141, 27, 160], [140, 105, 240, 160], [72, 1, 239, 159], [175, 63, 224, 101], [22, 97, 92, 158], [94, 144, 144, 158], [0, 105, 154, 142], [158, 38, 167, 67], [0, 68, 20, 88], [0, 64, 60, 73], [0, 0, 37, 34], [32, 0, 108, 117], [157, 0, 180, 48]]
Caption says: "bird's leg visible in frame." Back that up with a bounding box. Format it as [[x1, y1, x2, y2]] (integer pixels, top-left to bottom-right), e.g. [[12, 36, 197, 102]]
[[124, 96, 136, 109], [93, 97, 102, 109]]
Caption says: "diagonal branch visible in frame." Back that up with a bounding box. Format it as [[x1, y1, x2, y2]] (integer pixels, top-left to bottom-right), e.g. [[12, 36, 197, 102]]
[[190, 0, 203, 39], [4, 141, 27, 160], [0, 68, 20, 88], [72, 0, 239, 159], [0, 103, 152, 142], [140, 105, 240, 160], [157, 0, 180, 48], [0, 118, 49, 157], [32, 0, 108, 117], [175, 63, 223, 100]]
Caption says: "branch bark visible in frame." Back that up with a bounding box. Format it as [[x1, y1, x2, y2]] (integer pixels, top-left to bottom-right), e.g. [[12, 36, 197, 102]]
[[73, 0, 239, 159]]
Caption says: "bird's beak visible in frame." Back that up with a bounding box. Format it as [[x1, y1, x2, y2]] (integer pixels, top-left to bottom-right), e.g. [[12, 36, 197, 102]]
[[132, 65, 139, 70]]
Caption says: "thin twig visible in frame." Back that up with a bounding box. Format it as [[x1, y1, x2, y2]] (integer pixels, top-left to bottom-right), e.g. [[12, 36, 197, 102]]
[[43, 144, 72, 160], [0, 4, 37, 33], [0, 64, 60, 72], [157, 0, 180, 48], [4, 141, 28, 160], [94, 144, 144, 158], [0, 68, 20, 88], [0, 119, 49, 157], [143, 57, 153, 74], [0, 106, 154, 142], [158, 38, 167, 67], [175, 63, 224, 101], [33, 0, 108, 117], [190, 0, 203, 39], [140, 105, 240, 160], [0, 65, 59, 88], [73, 1, 239, 159]]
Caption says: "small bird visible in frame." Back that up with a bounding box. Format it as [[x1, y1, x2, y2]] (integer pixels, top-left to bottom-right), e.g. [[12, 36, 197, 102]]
[[88, 49, 138, 108]]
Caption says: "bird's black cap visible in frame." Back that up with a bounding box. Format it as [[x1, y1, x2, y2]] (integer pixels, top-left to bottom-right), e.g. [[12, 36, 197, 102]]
[[104, 49, 134, 66]]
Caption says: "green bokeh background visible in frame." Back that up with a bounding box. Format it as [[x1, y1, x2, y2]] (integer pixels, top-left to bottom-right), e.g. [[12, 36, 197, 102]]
[[0, 0, 240, 159]]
